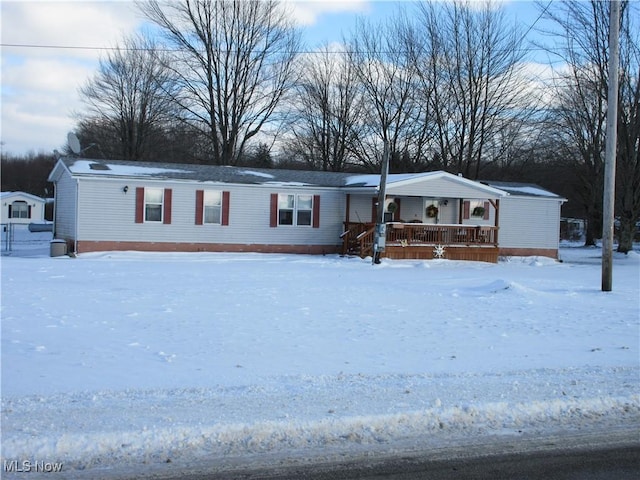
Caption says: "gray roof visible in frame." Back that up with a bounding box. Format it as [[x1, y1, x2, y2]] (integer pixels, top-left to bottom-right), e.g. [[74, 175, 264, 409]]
[[481, 180, 565, 199], [60, 157, 371, 188], [57, 158, 563, 200]]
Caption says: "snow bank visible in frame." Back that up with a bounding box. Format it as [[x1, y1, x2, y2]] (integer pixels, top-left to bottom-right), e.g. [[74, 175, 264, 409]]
[[4, 366, 638, 473]]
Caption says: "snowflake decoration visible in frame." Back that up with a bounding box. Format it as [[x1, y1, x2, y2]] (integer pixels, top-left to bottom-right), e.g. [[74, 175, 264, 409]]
[[433, 244, 446, 259]]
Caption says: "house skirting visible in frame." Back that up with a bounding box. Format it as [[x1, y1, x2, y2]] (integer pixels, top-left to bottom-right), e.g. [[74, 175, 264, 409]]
[[74, 240, 341, 256], [498, 247, 559, 259], [64, 240, 556, 261]]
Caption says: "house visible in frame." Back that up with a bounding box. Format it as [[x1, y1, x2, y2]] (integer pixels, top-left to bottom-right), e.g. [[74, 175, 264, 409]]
[[48, 157, 566, 262], [0, 191, 46, 225]]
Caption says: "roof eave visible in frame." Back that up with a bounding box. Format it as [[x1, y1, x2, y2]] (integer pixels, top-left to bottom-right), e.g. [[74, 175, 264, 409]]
[[47, 158, 72, 183]]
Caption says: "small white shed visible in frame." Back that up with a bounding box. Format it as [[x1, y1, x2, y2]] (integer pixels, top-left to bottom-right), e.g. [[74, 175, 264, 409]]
[[0, 192, 46, 225]]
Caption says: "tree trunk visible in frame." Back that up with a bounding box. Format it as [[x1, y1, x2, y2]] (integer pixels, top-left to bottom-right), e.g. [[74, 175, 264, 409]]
[[616, 213, 635, 253]]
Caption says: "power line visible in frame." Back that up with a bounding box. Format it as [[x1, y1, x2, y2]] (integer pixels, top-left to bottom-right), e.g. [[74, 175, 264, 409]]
[[519, 0, 554, 42], [0, 42, 557, 56], [0, 43, 174, 52]]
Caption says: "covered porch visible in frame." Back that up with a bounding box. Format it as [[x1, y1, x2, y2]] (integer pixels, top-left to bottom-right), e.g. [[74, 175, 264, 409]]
[[341, 221, 500, 262], [341, 171, 508, 263]]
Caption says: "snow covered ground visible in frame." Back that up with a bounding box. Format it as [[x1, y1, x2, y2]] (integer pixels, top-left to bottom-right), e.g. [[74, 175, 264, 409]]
[[1, 225, 639, 478]]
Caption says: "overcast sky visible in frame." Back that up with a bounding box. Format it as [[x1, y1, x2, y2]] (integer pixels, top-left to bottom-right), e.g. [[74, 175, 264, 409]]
[[0, 0, 547, 157]]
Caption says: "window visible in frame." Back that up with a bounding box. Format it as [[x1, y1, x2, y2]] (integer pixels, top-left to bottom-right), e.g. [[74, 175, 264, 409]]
[[278, 194, 312, 226], [278, 194, 294, 225], [270, 193, 320, 228], [296, 195, 313, 226], [10, 201, 29, 219], [195, 190, 229, 226], [203, 191, 222, 224], [463, 200, 489, 220], [145, 188, 163, 222], [135, 187, 172, 224]]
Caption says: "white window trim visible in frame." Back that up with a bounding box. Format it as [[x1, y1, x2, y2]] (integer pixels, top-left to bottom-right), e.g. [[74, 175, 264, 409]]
[[277, 194, 313, 227], [144, 188, 164, 223], [203, 190, 222, 225], [11, 201, 29, 219]]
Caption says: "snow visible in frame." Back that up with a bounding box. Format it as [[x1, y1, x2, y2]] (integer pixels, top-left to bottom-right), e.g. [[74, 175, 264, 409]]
[[1, 226, 639, 478], [500, 185, 561, 198], [68, 160, 191, 177], [345, 172, 435, 187], [237, 170, 276, 179], [264, 181, 312, 186]]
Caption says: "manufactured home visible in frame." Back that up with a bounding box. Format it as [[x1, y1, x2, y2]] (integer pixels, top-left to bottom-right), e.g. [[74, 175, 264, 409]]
[[48, 158, 566, 262], [0, 191, 46, 225]]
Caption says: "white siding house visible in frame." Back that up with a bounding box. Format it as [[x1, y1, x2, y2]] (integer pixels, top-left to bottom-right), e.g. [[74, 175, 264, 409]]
[[48, 158, 349, 255], [48, 157, 566, 261], [0, 192, 46, 224]]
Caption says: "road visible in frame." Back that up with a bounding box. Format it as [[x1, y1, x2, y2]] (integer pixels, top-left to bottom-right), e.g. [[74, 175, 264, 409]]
[[136, 429, 639, 480], [245, 444, 640, 480]]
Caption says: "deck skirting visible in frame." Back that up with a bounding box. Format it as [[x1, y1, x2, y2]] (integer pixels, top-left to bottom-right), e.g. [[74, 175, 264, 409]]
[[384, 244, 500, 263]]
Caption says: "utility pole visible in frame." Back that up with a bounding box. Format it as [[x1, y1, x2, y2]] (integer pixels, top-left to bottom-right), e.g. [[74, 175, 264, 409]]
[[602, 0, 620, 292], [373, 140, 390, 264]]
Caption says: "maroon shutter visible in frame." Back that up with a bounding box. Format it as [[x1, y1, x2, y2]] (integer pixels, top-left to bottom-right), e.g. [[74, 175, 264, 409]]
[[195, 190, 204, 225], [483, 201, 490, 220], [463, 200, 470, 220], [222, 191, 230, 226], [163, 188, 172, 224], [135, 187, 144, 223], [371, 197, 377, 222], [8, 205, 12, 218], [28, 205, 32, 218], [270, 193, 278, 227], [395, 198, 401, 221], [345, 194, 351, 224], [312, 195, 320, 228]]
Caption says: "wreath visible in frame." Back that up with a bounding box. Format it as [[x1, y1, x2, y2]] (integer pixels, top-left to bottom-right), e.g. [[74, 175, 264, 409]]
[[386, 201, 398, 213], [472, 206, 485, 217], [426, 204, 438, 218]]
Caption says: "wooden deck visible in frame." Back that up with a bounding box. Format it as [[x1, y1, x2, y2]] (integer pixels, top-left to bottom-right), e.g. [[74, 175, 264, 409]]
[[342, 222, 500, 263]]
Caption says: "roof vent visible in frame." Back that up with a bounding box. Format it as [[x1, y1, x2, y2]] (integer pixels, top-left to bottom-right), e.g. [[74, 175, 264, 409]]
[[89, 163, 110, 171]]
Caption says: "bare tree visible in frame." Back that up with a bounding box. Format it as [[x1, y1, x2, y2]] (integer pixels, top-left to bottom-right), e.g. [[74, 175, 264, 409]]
[[410, 0, 529, 179], [139, 0, 301, 165], [347, 13, 426, 172], [541, 1, 609, 247], [1, 152, 56, 197], [615, 1, 640, 253], [287, 45, 364, 172], [540, 0, 639, 249], [78, 33, 178, 161]]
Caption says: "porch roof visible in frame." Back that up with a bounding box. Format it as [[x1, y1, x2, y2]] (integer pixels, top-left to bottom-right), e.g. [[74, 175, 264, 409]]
[[346, 171, 508, 198]]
